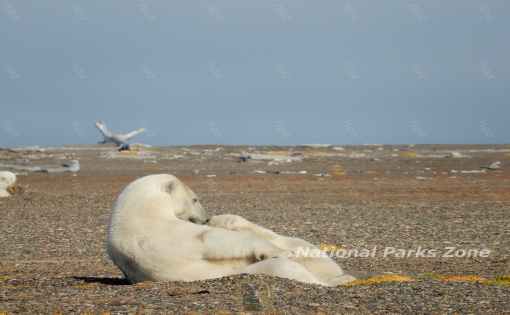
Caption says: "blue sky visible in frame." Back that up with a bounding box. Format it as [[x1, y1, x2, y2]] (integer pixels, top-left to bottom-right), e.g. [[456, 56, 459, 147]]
[[1, 1, 508, 146]]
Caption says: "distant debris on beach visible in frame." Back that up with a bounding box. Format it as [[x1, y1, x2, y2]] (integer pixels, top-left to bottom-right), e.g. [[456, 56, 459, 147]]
[[0, 171, 16, 198], [0, 159, 80, 174], [302, 144, 332, 148], [447, 151, 471, 158], [482, 161, 502, 171], [95, 120, 145, 151], [235, 151, 304, 164]]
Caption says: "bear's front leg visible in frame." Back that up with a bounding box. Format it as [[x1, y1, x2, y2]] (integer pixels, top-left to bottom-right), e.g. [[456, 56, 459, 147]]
[[201, 228, 283, 262], [208, 214, 250, 230], [208, 214, 279, 240]]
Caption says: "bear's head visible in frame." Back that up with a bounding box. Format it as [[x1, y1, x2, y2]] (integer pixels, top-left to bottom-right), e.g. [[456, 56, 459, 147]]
[[112, 174, 208, 225], [0, 171, 16, 198], [164, 175, 208, 224]]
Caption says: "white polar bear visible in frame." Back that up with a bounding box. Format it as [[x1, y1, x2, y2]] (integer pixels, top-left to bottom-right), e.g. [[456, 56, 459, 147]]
[[0, 171, 16, 198], [107, 174, 355, 286]]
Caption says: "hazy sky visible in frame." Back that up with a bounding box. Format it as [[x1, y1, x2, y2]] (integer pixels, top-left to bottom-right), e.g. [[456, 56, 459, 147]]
[[1, 1, 508, 146]]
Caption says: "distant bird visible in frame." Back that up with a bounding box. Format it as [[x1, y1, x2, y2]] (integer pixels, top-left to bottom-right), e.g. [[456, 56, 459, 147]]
[[95, 121, 145, 151]]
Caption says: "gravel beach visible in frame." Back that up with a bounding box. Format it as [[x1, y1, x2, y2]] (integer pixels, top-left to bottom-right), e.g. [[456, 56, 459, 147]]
[[1, 144, 509, 314]]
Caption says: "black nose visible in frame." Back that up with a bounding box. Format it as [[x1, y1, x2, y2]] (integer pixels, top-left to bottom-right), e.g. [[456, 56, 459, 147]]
[[204, 218, 210, 224], [189, 217, 210, 225]]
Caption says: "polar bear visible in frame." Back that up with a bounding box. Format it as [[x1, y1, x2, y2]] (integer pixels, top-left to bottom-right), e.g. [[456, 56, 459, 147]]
[[107, 174, 354, 286], [0, 171, 16, 198]]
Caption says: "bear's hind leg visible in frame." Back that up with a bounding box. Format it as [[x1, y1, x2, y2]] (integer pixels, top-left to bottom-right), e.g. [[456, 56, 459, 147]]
[[241, 257, 328, 286]]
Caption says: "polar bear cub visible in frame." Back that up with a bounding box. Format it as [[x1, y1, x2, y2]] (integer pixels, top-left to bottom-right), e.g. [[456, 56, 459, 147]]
[[107, 174, 354, 286], [0, 171, 16, 198]]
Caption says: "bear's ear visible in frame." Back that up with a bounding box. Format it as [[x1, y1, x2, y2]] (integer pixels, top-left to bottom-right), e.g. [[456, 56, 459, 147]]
[[165, 181, 174, 194]]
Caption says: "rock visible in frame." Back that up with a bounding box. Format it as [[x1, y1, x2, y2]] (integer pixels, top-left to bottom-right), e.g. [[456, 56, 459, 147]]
[[239, 155, 251, 162]]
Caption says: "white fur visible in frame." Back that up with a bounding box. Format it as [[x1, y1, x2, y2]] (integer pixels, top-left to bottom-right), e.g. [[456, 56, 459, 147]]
[[107, 174, 354, 286], [0, 171, 16, 198]]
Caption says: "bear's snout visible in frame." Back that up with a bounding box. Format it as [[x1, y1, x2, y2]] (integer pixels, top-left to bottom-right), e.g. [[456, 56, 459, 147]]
[[189, 216, 210, 225]]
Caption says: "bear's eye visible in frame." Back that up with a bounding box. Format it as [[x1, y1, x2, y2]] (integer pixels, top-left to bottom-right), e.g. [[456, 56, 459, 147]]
[[192, 198, 199, 203]]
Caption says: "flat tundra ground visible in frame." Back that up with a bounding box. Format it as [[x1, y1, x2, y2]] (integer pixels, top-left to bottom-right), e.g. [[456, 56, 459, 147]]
[[0, 144, 509, 314]]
